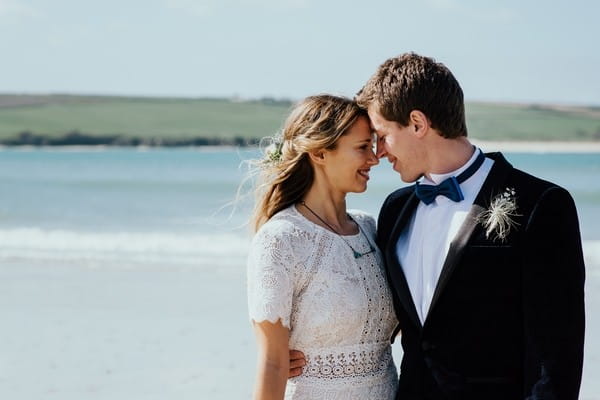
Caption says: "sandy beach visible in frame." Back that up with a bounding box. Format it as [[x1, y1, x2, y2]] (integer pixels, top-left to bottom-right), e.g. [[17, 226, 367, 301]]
[[0, 259, 255, 399], [1, 241, 599, 399]]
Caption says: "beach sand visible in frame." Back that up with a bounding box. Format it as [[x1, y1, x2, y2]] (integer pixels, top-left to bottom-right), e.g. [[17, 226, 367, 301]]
[[0, 260, 255, 399], [1, 242, 599, 399]]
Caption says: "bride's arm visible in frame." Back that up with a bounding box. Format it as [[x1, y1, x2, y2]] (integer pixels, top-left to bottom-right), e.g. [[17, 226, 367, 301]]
[[253, 319, 290, 400]]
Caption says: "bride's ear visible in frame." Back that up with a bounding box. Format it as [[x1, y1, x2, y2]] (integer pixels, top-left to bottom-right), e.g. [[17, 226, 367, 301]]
[[308, 149, 327, 166]]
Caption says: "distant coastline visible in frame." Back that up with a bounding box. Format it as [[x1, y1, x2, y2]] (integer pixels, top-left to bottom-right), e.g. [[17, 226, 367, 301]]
[[3, 139, 600, 153], [1, 94, 599, 146], [3, 132, 600, 150], [0, 131, 260, 147]]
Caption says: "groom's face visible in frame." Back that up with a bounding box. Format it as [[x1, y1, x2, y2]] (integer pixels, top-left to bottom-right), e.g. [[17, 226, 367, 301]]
[[368, 106, 423, 183]]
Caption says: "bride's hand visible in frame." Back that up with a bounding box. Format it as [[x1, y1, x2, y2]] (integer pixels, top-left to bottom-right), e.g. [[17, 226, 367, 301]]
[[288, 350, 306, 378]]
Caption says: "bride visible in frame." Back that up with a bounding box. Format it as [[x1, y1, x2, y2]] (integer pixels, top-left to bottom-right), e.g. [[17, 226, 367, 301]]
[[247, 94, 398, 399]]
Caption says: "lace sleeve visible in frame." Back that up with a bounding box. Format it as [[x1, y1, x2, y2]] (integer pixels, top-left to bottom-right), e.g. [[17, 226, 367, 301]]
[[247, 222, 296, 329]]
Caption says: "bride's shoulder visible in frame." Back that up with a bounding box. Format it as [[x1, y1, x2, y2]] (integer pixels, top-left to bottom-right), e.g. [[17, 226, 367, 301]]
[[250, 206, 318, 267], [254, 205, 314, 242], [348, 209, 375, 224], [348, 209, 376, 232]]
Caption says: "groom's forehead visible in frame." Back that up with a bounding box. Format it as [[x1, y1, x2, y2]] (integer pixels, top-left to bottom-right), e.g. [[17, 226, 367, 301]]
[[367, 116, 380, 131], [368, 119, 385, 136], [367, 107, 389, 127], [368, 121, 377, 133], [368, 124, 380, 138]]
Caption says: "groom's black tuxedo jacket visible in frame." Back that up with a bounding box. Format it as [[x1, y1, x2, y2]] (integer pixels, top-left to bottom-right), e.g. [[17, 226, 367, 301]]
[[377, 153, 585, 400]]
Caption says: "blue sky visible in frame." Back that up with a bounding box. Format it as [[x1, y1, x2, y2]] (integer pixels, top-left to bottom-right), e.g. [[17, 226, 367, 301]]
[[1, 0, 598, 105]]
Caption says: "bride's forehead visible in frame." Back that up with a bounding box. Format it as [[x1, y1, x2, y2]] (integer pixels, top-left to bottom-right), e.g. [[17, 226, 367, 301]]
[[342, 117, 372, 138]]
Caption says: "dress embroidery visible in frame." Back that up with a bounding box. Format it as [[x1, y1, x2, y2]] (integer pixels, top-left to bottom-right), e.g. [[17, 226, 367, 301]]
[[304, 343, 393, 379]]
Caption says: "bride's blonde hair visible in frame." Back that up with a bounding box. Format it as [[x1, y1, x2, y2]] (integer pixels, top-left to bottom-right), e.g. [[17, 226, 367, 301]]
[[251, 94, 367, 232]]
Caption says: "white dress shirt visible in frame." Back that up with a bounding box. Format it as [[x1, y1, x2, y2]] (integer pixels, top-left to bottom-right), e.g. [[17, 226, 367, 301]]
[[396, 148, 494, 324]]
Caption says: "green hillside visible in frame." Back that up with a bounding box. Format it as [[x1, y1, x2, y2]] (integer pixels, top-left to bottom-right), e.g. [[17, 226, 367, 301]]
[[0, 94, 599, 145], [465, 102, 600, 141]]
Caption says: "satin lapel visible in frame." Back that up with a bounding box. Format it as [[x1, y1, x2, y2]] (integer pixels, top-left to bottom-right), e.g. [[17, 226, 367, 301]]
[[426, 153, 513, 321], [385, 191, 422, 330], [427, 203, 485, 315]]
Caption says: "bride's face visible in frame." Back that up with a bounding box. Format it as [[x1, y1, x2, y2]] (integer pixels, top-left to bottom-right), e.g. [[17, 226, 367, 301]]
[[320, 116, 379, 194]]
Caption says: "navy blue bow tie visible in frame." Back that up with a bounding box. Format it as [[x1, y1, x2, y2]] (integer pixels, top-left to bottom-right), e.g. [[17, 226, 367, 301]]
[[415, 150, 485, 205]]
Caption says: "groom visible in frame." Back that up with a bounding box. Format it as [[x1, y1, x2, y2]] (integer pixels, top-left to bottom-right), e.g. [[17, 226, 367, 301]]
[[356, 53, 585, 400], [290, 53, 586, 399]]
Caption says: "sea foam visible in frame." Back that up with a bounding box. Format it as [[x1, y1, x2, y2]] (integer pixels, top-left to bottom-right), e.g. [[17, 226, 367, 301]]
[[1, 227, 598, 271], [0, 227, 251, 267]]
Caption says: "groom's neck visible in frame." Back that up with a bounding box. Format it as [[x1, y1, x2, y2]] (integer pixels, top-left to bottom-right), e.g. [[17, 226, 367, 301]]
[[422, 136, 475, 180]]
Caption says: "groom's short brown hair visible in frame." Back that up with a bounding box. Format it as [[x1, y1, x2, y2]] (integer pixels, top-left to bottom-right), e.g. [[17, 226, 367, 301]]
[[356, 52, 467, 139]]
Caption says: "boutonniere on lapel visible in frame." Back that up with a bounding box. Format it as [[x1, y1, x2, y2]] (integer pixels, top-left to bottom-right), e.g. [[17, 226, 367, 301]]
[[476, 187, 520, 242]]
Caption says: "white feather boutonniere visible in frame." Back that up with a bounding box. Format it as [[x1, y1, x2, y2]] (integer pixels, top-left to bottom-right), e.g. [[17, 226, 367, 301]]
[[477, 187, 520, 242]]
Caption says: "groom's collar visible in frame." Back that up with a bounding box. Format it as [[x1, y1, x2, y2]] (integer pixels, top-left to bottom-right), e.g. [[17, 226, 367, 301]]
[[472, 152, 513, 206], [423, 146, 482, 185]]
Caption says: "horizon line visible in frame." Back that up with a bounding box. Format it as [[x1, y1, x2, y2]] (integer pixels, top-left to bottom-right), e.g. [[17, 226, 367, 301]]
[[0, 92, 598, 109]]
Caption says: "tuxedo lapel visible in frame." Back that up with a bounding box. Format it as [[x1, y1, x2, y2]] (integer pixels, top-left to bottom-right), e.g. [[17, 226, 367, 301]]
[[427, 203, 485, 315], [426, 153, 514, 321], [385, 190, 422, 329]]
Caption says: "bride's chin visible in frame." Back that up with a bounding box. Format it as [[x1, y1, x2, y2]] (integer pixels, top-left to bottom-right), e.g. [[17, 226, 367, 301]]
[[355, 182, 368, 193]]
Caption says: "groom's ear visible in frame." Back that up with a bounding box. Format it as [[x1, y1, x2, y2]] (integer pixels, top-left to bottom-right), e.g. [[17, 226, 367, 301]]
[[409, 110, 430, 138]]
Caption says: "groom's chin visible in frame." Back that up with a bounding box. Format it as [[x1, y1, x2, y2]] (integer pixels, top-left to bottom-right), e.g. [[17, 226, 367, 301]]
[[397, 171, 423, 185], [397, 171, 421, 184]]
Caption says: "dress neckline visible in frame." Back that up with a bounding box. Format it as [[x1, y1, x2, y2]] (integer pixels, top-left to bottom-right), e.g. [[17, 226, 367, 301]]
[[291, 204, 361, 238]]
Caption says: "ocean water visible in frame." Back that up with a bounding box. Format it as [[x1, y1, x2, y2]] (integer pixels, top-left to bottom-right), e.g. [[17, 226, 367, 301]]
[[0, 147, 599, 269], [1, 147, 600, 399]]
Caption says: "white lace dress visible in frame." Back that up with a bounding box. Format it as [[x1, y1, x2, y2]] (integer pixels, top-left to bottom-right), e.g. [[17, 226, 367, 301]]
[[247, 205, 398, 399]]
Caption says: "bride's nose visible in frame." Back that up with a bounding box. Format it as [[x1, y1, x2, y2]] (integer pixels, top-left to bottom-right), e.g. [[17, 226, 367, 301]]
[[368, 148, 379, 165]]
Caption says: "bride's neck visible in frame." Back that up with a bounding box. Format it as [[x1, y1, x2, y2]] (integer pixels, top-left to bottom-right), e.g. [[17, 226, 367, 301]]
[[299, 185, 349, 231]]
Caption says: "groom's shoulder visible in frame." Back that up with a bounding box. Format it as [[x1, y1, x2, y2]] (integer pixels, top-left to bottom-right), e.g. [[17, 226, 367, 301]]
[[382, 185, 415, 209], [509, 166, 567, 197], [492, 151, 564, 196], [506, 165, 575, 215]]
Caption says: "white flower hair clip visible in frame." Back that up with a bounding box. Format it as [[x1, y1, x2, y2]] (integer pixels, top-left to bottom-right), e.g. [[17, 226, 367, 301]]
[[260, 134, 284, 166], [476, 187, 520, 242], [266, 140, 283, 163]]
